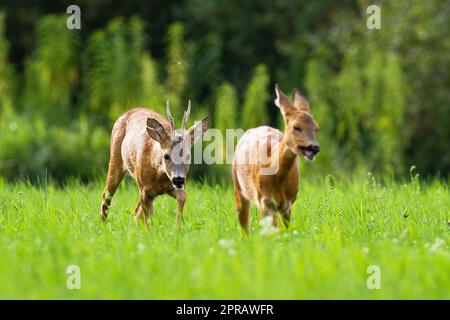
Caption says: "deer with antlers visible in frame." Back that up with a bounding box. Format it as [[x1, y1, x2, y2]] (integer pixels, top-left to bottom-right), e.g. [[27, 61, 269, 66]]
[[232, 84, 320, 232], [100, 101, 209, 226]]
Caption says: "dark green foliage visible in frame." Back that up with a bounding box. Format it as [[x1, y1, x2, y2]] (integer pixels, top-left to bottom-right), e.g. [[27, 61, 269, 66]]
[[0, 105, 109, 182], [0, 12, 15, 112], [0, 0, 448, 182]]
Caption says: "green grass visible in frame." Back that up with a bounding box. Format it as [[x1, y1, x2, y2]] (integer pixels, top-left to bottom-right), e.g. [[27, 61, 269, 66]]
[[0, 173, 448, 299]]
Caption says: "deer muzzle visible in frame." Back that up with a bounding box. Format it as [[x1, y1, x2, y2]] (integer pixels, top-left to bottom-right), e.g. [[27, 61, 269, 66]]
[[172, 176, 185, 189]]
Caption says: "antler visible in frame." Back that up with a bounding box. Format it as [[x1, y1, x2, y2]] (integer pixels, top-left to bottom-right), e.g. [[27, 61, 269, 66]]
[[166, 100, 175, 140], [181, 100, 191, 133]]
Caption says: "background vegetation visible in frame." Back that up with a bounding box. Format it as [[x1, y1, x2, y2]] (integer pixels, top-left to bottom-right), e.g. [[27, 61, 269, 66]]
[[0, 0, 449, 182]]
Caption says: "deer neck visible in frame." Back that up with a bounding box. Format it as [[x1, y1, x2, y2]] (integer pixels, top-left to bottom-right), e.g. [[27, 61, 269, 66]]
[[274, 136, 297, 180]]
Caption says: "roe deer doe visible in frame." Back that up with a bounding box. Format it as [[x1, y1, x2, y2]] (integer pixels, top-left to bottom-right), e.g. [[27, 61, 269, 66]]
[[100, 101, 209, 226], [232, 84, 320, 232]]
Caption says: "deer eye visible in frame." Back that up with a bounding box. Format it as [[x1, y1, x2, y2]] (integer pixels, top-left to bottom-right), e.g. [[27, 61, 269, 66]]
[[164, 154, 170, 161], [294, 126, 302, 133]]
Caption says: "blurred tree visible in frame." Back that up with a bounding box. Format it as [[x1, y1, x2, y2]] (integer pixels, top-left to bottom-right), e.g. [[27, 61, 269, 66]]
[[375, 52, 405, 175], [213, 81, 238, 179], [188, 32, 223, 112], [181, 0, 356, 92], [84, 17, 147, 124], [302, 2, 411, 176], [0, 11, 15, 112], [214, 82, 237, 132], [335, 49, 366, 169], [391, 0, 450, 175], [165, 22, 188, 117], [241, 64, 269, 130], [140, 53, 166, 115], [305, 55, 335, 173], [23, 15, 79, 122], [0, 0, 181, 67]]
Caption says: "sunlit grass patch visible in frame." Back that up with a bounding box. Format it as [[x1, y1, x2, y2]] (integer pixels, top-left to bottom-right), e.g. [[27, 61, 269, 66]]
[[0, 175, 448, 299]]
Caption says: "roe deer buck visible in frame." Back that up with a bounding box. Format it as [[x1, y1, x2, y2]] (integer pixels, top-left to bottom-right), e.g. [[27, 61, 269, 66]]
[[100, 101, 209, 226], [232, 84, 320, 232]]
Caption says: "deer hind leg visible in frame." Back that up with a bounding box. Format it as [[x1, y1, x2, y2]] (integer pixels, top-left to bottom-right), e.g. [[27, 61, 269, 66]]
[[232, 165, 250, 233], [101, 122, 126, 221], [235, 190, 250, 233], [135, 189, 153, 226], [101, 163, 125, 221]]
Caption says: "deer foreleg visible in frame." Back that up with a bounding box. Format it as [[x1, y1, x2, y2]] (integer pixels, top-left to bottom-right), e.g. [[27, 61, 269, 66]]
[[278, 201, 292, 228], [168, 189, 186, 227]]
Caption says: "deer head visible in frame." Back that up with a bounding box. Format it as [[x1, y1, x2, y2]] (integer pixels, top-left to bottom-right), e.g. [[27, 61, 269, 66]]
[[274, 84, 320, 160], [146, 100, 209, 190]]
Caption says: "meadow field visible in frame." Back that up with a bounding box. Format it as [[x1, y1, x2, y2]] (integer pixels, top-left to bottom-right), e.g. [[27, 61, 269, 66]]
[[0, 173, 448, 299]]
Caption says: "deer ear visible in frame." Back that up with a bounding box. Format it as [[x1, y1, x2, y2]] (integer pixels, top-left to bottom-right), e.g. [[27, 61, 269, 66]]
[[292, 88, 310, 112], [146, 118, 169, 144], [274, 83, 293, 111], [186, 116, 209, 145]]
